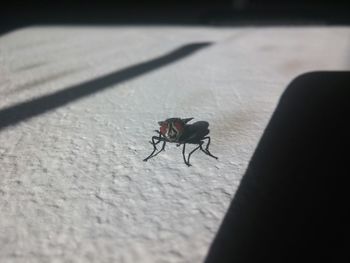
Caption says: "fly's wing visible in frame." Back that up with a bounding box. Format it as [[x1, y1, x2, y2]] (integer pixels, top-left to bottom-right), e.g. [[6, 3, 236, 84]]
[[179, 121, 209, 144], [182, 117, 194, 124]]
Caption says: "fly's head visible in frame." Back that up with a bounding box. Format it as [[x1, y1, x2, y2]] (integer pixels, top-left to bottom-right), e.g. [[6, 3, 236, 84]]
[[158, 117, 193, 142]]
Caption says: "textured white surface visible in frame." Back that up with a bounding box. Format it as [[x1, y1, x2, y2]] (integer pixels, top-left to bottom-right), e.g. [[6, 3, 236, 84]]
[[0, 26, 349, 262]]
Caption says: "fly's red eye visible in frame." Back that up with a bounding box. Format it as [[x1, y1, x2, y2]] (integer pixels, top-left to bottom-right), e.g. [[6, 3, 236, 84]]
[[174, 121, 184, 133], [160, 123, 168, 135]]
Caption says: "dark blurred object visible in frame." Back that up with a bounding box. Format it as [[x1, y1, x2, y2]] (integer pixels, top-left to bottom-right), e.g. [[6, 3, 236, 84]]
[[206, 0, 350, 25], [205, 71, 349, 262], [1, 0, 350, 34]]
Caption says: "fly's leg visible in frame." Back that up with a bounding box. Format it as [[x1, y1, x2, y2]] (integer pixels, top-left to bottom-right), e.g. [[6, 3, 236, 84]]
[[203, 136, 212, 151], [186, 142, 203, 166], [143, 136, 167, 161], [150, 140, 162, 146], [149, 130, 162, 146], [144, 136, 159, 161], [200, 145, 218, 159], [201, 136, 218, 159], [182, 143, 190, 166], [148, 140, 166, 159]]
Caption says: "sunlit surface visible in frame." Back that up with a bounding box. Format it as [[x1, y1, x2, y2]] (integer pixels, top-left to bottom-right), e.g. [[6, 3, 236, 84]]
[[1, 26, 349, 262]]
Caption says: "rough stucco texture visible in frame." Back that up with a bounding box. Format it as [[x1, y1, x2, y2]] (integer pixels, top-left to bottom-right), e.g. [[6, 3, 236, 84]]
[[1, 26, 350, 262]]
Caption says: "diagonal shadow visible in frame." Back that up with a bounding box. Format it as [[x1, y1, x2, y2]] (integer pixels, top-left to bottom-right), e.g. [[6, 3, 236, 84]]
[[0, 42, 212, 131], [4, 68, 83, 95]]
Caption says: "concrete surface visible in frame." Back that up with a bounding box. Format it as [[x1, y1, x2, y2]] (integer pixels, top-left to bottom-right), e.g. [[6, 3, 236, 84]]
[[0, 26, 349, 262]]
